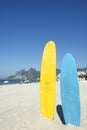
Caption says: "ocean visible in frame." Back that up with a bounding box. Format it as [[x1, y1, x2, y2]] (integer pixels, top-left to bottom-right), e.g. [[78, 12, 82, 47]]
[[0, 79, 40, 85], [0, 79, 23, 85]]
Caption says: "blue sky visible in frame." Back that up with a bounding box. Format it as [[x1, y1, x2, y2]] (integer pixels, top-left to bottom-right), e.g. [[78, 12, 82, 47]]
[[0, 0, 87, 78]]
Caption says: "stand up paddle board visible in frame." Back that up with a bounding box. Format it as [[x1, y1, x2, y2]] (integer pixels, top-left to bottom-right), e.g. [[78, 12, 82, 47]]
[[40, 41, 56, 120], [60, 53, 80, 126]]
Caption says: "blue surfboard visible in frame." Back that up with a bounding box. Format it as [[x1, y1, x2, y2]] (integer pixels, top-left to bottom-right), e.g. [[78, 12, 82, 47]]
[[60, 53, 80, 126]]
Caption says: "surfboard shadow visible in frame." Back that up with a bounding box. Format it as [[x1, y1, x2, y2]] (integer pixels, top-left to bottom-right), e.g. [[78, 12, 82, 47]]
[[56, 105, 66, 125]]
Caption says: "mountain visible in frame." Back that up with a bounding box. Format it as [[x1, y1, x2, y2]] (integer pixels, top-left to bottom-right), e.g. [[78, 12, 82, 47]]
[[56, 68, 61, 75], [7, 68, 40, 80], [7, 67, 87, 80], [77, 67, 87, 72], [7, 68, 60, 80]]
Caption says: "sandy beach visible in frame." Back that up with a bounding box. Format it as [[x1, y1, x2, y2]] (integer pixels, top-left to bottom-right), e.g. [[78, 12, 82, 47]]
[[0, 81, 87, 130]]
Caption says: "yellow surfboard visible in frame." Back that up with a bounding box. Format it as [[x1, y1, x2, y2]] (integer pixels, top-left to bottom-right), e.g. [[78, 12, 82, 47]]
[[40, 41, 56, 120]]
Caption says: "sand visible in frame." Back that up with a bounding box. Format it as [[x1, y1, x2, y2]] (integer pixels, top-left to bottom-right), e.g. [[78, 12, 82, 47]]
[[0, 81, 87, 130]]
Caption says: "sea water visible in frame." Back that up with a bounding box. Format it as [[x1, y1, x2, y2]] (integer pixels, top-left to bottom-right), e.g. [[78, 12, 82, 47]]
[[0, 79, 40, 85], [0, 79, 23, 85]]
